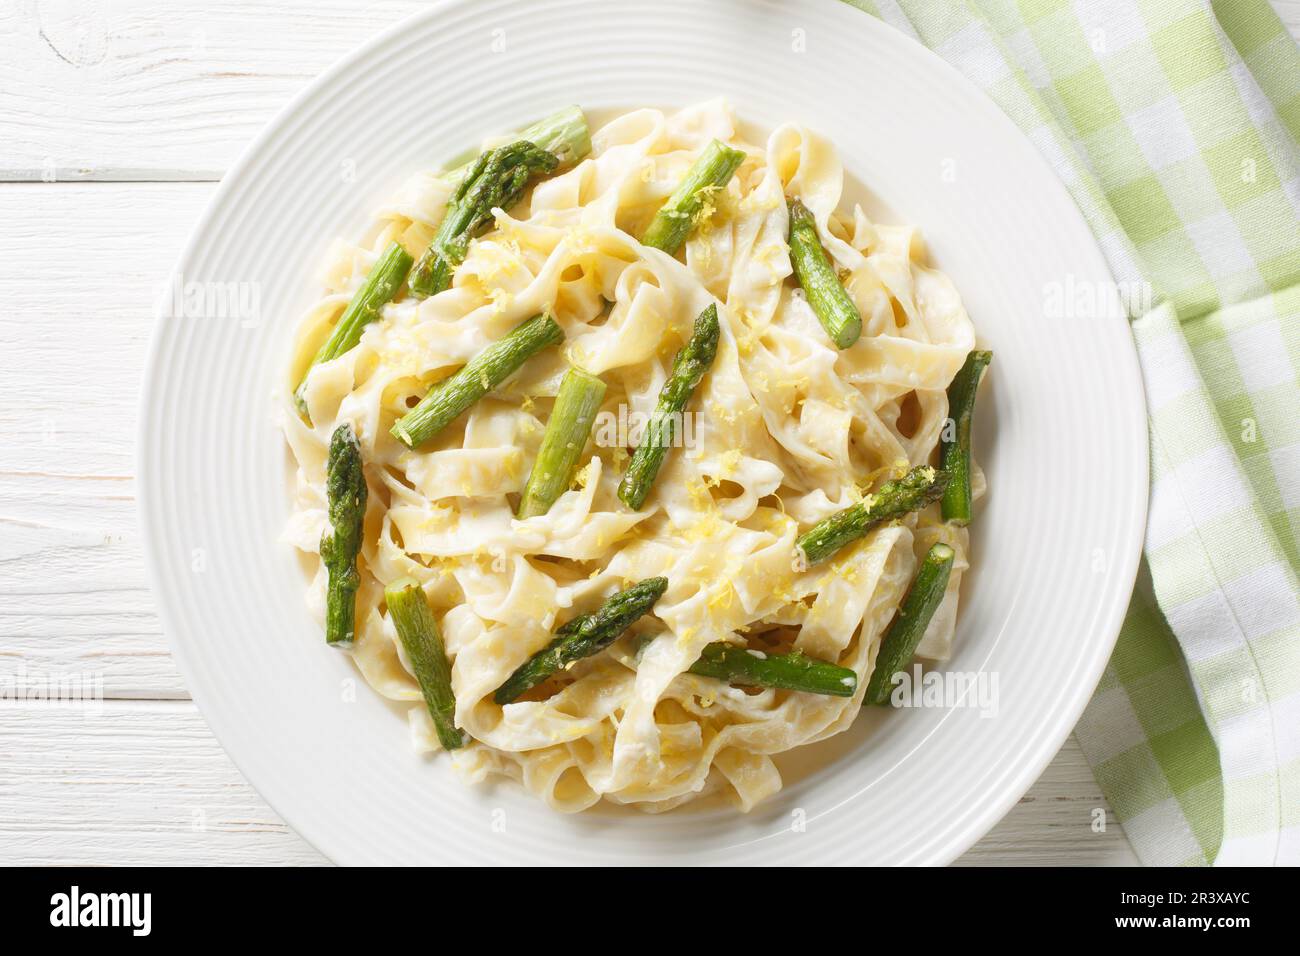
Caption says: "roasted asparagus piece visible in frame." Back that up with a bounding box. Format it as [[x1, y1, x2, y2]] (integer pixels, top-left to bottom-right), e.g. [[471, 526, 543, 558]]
[[864, 543, 955, 705], [295, 242, 414, 417], [384, 578, 464, 750], [517, 368, 607, 518], [616, 303, 720, 510], [322, 423, 367, 647], [444, 105, 591, 183], [411, 107, 591, 297], [641, 139, 746, 254], [410, 141, 558, 299], [688, 643, 858, 697], [391, 312, 564, 449], [787, 198, 862, 349], [939, 350, 992, 525], [493, 577, 668, 704], [796, 465, 950, 567]]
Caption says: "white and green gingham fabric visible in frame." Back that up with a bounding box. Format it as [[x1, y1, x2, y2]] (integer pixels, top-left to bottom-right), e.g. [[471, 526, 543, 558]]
[[840, 0, 1300, 865]]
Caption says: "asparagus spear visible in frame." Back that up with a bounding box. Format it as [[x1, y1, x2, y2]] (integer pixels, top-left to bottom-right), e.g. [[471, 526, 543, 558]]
[[688, 643, 858, 697], [384, 578, 465, 750], [444, 105, 591, 183], [939, 350, 992, 525], [864, 543, 955, 705], [413, 106, 592, 293], [410, 141, 559, 299], [295, 242, 414, 417], [616, 303, 720, 510], [391, 312, 564, 449], [787, 198, 862, 349], [796, 465, 950, 567], [641, 139, 746, 254], [321, 423, 367, 647], [511, 105, 590, 169], [493, 577, 668, 704], [517, 368, 607, 518]]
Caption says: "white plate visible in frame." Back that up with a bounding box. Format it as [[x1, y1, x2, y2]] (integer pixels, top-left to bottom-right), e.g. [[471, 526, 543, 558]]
[[139, 0, 1147, 865]]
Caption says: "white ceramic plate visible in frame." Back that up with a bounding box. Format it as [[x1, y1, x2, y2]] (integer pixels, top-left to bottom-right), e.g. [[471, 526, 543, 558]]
[[139, 0, 1147, 865]]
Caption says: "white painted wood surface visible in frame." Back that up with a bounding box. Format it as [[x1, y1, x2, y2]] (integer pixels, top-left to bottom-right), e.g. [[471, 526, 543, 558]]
[[3, 0, 1296, 867]]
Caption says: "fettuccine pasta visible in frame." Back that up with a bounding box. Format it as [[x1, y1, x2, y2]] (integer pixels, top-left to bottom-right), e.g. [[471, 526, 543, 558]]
[[281, 101, 982, 812]]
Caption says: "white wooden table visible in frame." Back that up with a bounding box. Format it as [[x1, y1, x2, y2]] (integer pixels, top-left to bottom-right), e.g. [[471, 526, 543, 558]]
[[3, 1, 1296, 866]]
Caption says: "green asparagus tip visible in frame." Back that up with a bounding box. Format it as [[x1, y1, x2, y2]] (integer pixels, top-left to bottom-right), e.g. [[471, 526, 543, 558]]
[[443, 105, 592, 183], [391, 312, 564, 449], [410, 141, 559, 299], [518, 104, 591, 168], [322, 423, 367, 648], [616, 303, 720, 510], [295, 242, 414, 415], [642, 139, 746, 254], [493, 576, 668, 704], [788, 198, 862, 350], [795, 465, 950, 567]]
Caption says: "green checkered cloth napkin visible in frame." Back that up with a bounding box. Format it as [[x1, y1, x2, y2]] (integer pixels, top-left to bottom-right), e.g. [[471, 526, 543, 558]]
[[841, 0, 1300, 865]]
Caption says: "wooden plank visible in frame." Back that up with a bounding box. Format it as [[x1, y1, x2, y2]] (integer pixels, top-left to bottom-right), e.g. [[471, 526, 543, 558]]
[[958, 737, 1138, 866], [0, 699, 1132, 864], [0, 0, 425, 180], [0, 181, 213, 697], [0, 700, 327, 865]]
